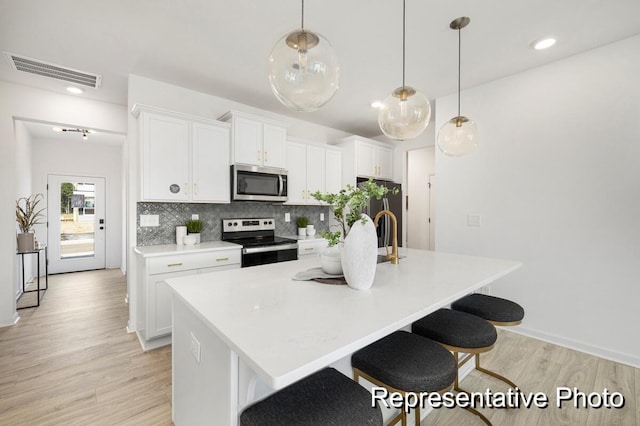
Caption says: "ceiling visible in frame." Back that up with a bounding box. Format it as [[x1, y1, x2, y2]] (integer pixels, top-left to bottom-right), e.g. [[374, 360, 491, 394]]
[[2, 0, 640, 138]]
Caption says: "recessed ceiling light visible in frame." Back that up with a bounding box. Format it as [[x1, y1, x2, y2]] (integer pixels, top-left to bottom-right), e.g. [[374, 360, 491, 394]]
[[532, 37, 556, 50], [371, 101, 383, 108], [66, 86, 83, 94]]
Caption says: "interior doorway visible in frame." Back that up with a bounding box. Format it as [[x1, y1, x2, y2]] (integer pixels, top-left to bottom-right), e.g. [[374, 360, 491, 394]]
[[407, 147, 436, 250], [47, 175, 106, 273]]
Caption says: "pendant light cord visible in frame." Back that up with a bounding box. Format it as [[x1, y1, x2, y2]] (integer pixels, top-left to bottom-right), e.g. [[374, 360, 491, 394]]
[[301, 0, 305, 30], [457, 25, 461, 117], [402, 0, 406, 89]]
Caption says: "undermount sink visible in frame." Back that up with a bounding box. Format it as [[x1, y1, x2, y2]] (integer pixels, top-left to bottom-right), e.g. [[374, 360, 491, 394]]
[[376, 254, 406, 263]]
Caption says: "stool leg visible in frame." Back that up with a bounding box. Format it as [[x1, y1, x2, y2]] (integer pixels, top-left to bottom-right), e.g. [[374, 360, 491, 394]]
[[450, 351, 493, 426], [475, 352, 518, 389]]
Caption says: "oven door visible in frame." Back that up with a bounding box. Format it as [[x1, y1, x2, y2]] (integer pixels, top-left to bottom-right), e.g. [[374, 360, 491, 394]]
[[233, 164, 288, 202], [242, 244, 298, 267]]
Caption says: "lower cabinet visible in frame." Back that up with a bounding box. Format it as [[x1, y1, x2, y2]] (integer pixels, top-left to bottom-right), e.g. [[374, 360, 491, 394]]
[[137, 248, 241, 350]]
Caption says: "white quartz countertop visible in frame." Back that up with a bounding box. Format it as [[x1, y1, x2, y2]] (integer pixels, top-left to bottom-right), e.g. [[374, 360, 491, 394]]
[[166, 249, 521, 389], [134, 241, 242, 257]]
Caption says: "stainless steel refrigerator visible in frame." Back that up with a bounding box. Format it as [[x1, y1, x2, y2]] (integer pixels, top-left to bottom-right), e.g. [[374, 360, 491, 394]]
[[357, 178, 403, 248]]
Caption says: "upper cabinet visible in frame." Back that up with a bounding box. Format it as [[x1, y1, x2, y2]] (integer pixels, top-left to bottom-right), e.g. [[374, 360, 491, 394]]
[[220, 110, 287, 169], [132, 105, 231, 203], [286, 139, 342, 205], [333, 136, 394, 185]]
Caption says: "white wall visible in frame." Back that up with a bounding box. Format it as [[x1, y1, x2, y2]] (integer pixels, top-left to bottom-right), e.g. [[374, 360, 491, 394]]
[[435, 35, 640, 366], [14, 121, 35, 297], [30, 136, 124, 269], [0, 81, 127, 327]]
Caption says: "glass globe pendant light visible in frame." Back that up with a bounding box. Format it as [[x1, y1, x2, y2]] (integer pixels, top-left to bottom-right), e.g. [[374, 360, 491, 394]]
[[437, 17, 479, 156], [378, 0, 431, 141], [268, 0, 339, 112]]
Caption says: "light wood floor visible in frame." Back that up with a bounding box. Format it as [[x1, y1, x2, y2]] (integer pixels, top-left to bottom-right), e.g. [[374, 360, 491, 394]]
[[1, 270, 638, 425]]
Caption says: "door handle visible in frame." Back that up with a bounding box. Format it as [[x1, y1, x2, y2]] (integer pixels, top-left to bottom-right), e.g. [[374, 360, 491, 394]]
[[99, 226, 104, 230]]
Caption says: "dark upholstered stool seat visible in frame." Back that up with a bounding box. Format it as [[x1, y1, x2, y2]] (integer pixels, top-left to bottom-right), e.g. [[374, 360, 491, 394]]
[[452, 294, 524, 324], [352, 330, 457, 392], [240, 367, 382, 426], [412, 308, 497, 349]]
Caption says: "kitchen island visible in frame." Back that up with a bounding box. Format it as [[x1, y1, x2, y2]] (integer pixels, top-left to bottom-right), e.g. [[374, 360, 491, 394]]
[[166, 249, 521, 425]]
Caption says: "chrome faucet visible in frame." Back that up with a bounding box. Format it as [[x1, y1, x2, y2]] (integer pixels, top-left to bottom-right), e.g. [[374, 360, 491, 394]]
[[373, 210, 399, 264]]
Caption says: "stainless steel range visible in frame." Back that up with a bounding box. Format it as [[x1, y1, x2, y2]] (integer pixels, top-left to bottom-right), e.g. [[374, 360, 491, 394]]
[[221, 218, 298, 267]]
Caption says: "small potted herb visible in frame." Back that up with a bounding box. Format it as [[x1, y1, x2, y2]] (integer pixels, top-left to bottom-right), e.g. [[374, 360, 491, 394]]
[[185, 219, 203, 244], [296, 216, 309, 236]]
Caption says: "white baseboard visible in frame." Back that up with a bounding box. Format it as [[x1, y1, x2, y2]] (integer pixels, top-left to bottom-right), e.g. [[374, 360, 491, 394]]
[[0, 312, 20, 328], [506, 326, 640, 369], [136, 331, 171, 352]]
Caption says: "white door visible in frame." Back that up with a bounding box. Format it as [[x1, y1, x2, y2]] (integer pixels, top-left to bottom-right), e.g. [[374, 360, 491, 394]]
[[429, 175, 436, 250], [48, 175, 106, 273]]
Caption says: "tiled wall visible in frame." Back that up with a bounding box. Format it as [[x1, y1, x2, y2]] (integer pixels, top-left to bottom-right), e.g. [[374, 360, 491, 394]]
[[137, 202, 332, 246]]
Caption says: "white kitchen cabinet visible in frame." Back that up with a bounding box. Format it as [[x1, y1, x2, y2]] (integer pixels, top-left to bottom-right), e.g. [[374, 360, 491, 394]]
[[220, 110, 287, 169], [286, 139, 342, 204], [132, 105, 231, 203], [333, 136, 394, 185], [135, 245, 241, 350]]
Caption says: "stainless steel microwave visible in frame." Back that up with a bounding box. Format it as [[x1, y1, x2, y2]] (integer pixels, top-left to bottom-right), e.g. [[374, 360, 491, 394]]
[[232, 164, 288, 202]]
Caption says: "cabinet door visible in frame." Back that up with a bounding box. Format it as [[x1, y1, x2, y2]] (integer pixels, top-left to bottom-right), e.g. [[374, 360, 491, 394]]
[[142, 112, 190, 201], [147, 269, 198, 339], [356, 141, 376, 178], [263, 124, 287, 168], [377, 146, 393, 180], [306, 145, 325, 198], [325, 149, 342, 194], [286, 141, 307, 204], [233, 116, 262, 166], [192, 122, 230, 202]]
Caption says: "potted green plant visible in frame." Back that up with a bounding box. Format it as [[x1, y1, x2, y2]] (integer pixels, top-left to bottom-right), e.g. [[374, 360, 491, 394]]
[[185, 219, 203, 244], [16, 193, 46, 252], [311, 179, 397, 287], [296, 216, 309, 236]]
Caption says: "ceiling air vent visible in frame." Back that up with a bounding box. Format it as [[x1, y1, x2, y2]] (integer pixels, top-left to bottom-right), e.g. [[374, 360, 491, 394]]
[[4, 52, 102, 88]]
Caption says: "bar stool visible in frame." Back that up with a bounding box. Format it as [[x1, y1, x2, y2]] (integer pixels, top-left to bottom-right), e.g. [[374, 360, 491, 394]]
[[451, 293, 524, 388], [240, 367, 383, 425], [412, 308, 497, 425], [352, 330, 457, 426]]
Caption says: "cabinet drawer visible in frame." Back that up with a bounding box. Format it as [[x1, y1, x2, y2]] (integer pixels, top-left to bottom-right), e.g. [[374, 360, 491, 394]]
[[298, 240, 328, 256], [148, 249, 241, 275]]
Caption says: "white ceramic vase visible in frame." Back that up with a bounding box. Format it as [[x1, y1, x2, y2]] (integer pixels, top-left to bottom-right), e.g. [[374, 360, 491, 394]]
[[320, 245, 343, 275], [341, 214, 378, 290]]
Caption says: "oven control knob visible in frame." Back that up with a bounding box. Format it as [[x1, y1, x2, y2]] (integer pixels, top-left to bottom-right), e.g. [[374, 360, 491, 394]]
[[233, 222, 238, 226], [227, 222, 233, 227], [263, 221, 268, 225]]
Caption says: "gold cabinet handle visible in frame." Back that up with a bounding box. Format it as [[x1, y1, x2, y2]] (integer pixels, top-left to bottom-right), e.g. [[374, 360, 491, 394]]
[[258, 150, 262, 161], [216, 257, 229, 262], [194, 183, 198, 196], [264, 150, 268, 162], [184, 183, 189, 195], [304, 248, 314, 251], [167, 262, 183, 267]]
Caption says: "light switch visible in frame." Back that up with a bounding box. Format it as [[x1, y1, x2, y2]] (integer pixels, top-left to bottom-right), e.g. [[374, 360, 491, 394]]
[[285, 213, 291, 222], [320, 213, 325, 221], [190, 332, 201, 363], [467, 214, 481, 227], [140, 214, 160, 227]]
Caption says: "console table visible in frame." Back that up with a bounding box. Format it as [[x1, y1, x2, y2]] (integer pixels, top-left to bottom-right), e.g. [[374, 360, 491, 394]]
[[16, 245, 48, 309]]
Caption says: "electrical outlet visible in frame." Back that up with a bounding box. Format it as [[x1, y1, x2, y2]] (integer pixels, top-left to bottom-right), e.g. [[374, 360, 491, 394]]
[[320, 213, 325, 221], [191, 214, 199, 220], [284, 213, 291, 222], [467, 214, 481, 226], [140, 214, 159, 227], [190, 332, 201, 363]]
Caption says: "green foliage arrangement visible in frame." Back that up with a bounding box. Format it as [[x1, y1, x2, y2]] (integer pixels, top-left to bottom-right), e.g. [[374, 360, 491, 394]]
[[185, 219, 203, 233], [311, 179, 398, 246], [16, 193, 46, 233], [296, 216, 309, 228]]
